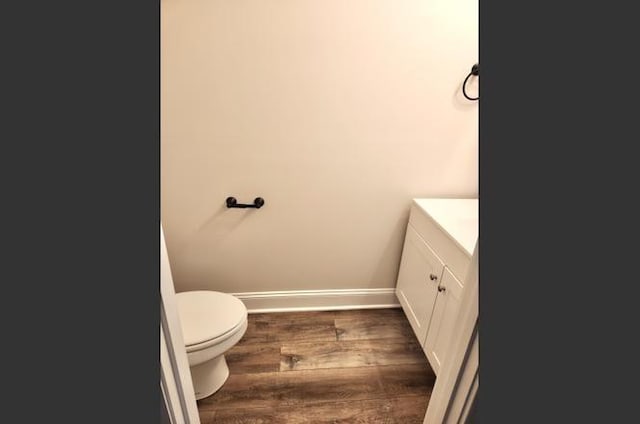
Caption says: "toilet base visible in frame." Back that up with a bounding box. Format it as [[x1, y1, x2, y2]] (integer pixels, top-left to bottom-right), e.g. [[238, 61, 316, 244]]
[[189, 355, 230, 400]]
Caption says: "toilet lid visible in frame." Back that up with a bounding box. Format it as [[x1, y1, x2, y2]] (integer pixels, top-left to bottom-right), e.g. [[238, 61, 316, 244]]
[[175, 291, 247, 347]]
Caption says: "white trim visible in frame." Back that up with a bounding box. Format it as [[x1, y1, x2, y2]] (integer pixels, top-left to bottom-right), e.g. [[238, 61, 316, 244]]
[[424, 242, 479, 424], [459, 370, 479, 423], [161, 326, 184, 424], [161, 382, 173, 424], [231, 288, 400, 313], [161, 225, 201, 424], [444, 330, 479, 423]]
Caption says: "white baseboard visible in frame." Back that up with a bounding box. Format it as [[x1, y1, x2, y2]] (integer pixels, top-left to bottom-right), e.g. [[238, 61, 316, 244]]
[[231, 288, 400, 313]]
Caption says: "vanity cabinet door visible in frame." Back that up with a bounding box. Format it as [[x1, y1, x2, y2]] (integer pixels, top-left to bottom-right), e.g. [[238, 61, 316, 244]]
[[395, 225, 445, 346], [424, 266, 464, 374]]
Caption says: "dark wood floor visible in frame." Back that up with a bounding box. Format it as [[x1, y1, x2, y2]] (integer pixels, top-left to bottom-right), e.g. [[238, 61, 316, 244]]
[[197, 308, 436, 424]]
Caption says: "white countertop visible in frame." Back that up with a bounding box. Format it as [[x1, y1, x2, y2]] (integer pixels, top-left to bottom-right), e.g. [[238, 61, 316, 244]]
[[413, 198, 478, 256]]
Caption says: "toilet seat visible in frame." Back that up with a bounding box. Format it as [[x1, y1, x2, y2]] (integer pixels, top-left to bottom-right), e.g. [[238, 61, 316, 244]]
[[176, 291, 247, 353], [184, 318, 247, 353]]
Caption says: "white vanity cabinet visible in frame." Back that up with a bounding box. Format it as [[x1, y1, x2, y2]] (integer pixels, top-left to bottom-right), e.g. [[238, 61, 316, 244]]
[[396, 225, 444, 345], [395, 199, 478, 375], [424, 267, 464, 373]]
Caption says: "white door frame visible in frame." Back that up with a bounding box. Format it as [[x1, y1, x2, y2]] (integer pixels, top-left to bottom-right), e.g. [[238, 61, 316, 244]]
[[424, 242, 479, 423], [160, 225, 201, 424]]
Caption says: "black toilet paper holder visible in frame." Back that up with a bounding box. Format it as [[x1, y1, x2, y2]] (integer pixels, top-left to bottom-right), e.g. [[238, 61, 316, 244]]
[[226, 197, 265, 209]]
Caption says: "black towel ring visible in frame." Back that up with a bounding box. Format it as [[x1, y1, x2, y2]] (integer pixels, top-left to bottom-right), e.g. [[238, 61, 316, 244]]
[[462, 63, 479, 101]]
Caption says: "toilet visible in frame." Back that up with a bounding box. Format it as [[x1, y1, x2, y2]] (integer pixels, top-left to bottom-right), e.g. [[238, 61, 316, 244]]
[[176, 290, 248, 400]]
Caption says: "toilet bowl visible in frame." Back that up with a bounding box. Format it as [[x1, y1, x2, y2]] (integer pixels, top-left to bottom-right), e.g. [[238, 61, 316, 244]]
[[176, 290, 248, 400]]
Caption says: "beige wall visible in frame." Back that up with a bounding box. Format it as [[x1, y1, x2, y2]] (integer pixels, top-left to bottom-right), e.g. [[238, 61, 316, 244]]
[[161, 0, 478, 293]]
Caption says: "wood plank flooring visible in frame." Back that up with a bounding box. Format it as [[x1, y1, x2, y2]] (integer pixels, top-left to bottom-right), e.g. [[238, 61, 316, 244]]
[[197, 308, 436, 424]]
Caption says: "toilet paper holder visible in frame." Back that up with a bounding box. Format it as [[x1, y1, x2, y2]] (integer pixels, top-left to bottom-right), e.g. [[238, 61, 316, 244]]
[[226, 197, 265, 209]]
